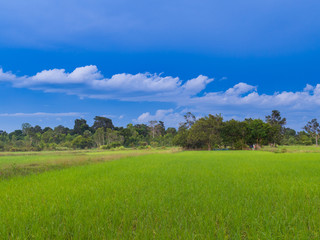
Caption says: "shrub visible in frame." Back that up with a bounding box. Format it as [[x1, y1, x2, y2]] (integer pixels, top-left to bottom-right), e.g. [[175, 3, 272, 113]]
[[100, 142, 122, 150], [138, 141, 148, 146], [150, 141, 158, 147], [109, 142, 122, 148], [100, 145, 110, 150]]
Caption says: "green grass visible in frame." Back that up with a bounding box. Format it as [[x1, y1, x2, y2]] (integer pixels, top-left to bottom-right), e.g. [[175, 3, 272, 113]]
[[261, 144, 320, 153], [0, 151, 320, 239], [0, 148, 180, 178]]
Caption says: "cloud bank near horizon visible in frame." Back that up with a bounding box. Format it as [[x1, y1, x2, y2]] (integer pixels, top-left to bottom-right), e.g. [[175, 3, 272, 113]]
[[1, 65, 320, 129]]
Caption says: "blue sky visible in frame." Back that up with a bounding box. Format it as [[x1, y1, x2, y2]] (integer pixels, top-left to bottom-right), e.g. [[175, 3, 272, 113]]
[[1, 0, 320, 132]]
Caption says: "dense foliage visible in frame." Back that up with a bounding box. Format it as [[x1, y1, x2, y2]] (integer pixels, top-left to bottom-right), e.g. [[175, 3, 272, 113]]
[[0, 110, 319, 151]]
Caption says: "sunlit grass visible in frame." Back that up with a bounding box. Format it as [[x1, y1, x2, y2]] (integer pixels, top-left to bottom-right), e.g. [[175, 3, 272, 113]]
[[261, 145, 320, 153], [0, 151, 319, 239], [0, 148, 180, 178]]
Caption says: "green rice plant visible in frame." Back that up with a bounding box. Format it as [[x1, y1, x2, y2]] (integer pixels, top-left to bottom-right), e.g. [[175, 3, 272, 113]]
[[0, 151, 319, 239]]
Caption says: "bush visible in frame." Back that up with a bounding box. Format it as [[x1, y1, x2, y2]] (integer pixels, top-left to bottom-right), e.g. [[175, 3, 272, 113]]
[[234, 140, 245, 150], [150, 141, 158, 147], [109, 142, 122, 148], [116, 146, 125, 150], [72, 136, 93, 149], [48, 143, 58, 150], [100, 145, 110, 150], [137, 145, 151, 150], [138, 141, 148, 147], [110, 146, 126, 151], [100, 142, 122, 150]]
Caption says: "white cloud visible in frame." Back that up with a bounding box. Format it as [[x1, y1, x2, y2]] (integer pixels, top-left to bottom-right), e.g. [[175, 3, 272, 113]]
[[0, 112, 84, 117], [0, 66, 213, 100], [303, 84, 314, 92], [91, 73, 181, 92], [225, 82, 256, 96], [7, 65, 102, 87], [2, 66, 320, 129], [135, 109, 184, 127], [182, 75, 213, 95]]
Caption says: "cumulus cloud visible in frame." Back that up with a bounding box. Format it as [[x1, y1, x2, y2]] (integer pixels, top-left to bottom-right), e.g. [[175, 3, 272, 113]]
[[92, 73, 181, 92], [182, 75, 214, 95], [225, 82, 256, 96], [1, 65, 320, 124], [0, 66, 213, 100], [303, 84, 314, 92], [2, 65, 102, 87]]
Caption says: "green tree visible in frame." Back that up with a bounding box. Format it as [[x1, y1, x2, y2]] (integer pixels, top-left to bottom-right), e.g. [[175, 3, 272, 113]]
[[148, 120, 158, 139], [72, 135, 93, 149], [265, 110, 286, 146], [93, 127, 105, 147], [92, 116, 114, 131], [246, 119, 270, 146], [173, 125, 190, 148], [188, 114, 223, 150], [182, 112, 196, 129], [105, 129, 124, 145], [73, 119, 90, 135], [304, 119, 320, 146], [156, 121, 166, 136], [22, 123, 32, 135], [166, 127, 177, 135], [222, 119, 247, 149]]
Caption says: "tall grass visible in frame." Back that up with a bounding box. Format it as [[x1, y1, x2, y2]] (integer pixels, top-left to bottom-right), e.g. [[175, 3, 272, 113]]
[[0, 151, 319, 239]]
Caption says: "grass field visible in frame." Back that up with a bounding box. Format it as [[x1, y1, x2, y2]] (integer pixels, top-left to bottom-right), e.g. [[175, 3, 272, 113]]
[[0, 148, 179, 178], [261, 145, 320, 153], [0, 150, 320, 239]]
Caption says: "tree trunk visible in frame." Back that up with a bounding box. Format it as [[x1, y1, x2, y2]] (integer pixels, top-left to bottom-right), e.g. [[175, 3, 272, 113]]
[[208, 143, 211, 151], [316, 135, 318, 147]]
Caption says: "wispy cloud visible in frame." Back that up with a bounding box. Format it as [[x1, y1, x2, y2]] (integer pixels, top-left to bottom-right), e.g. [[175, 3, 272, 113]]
[[0, 112, 84, 117]]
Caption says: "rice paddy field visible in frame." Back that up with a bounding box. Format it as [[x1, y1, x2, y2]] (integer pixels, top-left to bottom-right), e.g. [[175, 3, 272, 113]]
[[0, 148, 320, 239]]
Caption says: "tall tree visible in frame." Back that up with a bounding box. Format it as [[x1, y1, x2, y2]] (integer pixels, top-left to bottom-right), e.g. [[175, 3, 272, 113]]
[[182, 112, 196, 129], [134, 124, 150, 138], [92, 116, 114, 131], [22, 123, 32, 135], [304, 119, 320, 146], [265, 110, 286, 146], [155, 121, 166, 136], [148, 120, 158, 139], [73, 119, 90, 135], [54, 125, 70, 134], [93, 127, 105, 147]]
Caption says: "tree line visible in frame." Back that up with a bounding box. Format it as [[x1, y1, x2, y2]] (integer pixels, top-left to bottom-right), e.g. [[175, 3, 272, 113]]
[[0, 110, 319, 151]]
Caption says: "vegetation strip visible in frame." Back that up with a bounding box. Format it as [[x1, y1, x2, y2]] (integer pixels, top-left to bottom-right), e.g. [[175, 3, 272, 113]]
[[0, 149, 180, 179], [1, 110, 319, 153]]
